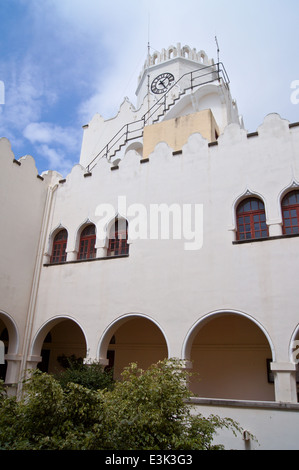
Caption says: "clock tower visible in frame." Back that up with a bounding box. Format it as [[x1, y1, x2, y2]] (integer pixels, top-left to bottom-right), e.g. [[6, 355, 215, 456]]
[[79, 43, 242, 169], [135, 43, 214, 110]]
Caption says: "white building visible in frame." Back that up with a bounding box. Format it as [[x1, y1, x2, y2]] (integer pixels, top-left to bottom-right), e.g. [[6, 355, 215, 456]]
[[1, 43, 299, 450]]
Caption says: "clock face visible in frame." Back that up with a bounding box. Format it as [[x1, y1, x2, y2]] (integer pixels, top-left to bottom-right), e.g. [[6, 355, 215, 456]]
[[151, 73, 175, 94]]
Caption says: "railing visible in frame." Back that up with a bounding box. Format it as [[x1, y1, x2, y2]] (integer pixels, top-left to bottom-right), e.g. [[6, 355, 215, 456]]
[[86, 62, 229, 171]]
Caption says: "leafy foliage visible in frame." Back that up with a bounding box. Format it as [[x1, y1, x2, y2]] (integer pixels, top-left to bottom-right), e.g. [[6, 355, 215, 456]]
[[55, 354, 114, 391], [0, 359, 242, 450]]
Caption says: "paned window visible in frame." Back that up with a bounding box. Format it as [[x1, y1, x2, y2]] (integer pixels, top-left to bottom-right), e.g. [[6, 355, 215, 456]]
[[236, 198, 268, 240], [107, 219, 129, 256], [282, 190, 299, 235], [50, 229, 67, 263], [78, 224, 96, 260]]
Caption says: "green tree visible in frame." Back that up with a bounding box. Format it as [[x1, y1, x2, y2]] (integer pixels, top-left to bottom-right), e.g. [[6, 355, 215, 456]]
[[55, 354, 114, 391], [91, 359, 242, 450], [0, 359, 243, 450]]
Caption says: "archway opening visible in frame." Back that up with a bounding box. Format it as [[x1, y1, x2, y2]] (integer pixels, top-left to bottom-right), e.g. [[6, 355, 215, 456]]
[[0, 313, 18, 383], [0, 320, 8, 381], [36, 319, 87, 374], [291, 329, 299, 402], [188, 314, 274, 401], [103, 316, 168, 380]]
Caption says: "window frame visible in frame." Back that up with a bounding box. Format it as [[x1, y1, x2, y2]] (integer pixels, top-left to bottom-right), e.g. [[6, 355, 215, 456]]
[[107, 219, 129, 256], [282, 190, 299, 235], [236, 197, 268, 241], [50, 229, 68, 264], [77, 224, 96, 260]]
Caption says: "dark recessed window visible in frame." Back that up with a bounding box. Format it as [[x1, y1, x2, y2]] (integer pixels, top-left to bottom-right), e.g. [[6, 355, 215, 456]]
[[78, 224, 96, 260], [107, 219, 129, 256], [51, 229, 68, 263], [236, 198, 268, 240], [282, 190, 299, 235]]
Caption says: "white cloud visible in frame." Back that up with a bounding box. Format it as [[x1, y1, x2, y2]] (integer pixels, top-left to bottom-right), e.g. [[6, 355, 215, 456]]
[[23, 122, 81, 175], [23, 122, 79, 151], [37, 144, 74, 175]]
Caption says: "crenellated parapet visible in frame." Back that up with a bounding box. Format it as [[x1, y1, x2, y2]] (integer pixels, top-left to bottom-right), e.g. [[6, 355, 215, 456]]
[[137, 43, 212, 84]]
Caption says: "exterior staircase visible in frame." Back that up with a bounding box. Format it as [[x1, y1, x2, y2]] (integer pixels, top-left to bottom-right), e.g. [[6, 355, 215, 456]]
[[86, 62, 229, 171]]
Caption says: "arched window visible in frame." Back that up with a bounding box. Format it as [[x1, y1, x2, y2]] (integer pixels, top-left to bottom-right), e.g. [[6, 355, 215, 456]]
[[50, 229, 67, 263], [107, 218, 129, 256], [282, 190, 299, 234], [236, 198, 268, 240], [78, 224, 96, 260]]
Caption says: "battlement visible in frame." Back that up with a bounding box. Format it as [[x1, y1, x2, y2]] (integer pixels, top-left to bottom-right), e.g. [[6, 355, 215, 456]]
[[137, 43, 213, 85]]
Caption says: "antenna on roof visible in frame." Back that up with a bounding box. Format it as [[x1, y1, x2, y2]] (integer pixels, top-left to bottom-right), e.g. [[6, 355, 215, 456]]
[[215, 36, 220, 64], [147, 10, 151, 119]]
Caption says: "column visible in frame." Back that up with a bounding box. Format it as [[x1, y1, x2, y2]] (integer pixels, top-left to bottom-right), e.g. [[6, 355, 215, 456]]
[[271, 362, 297, 403]]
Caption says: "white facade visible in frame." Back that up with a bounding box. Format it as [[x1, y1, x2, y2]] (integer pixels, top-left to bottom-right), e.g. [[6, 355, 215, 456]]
[[1, 44, 299, 450]]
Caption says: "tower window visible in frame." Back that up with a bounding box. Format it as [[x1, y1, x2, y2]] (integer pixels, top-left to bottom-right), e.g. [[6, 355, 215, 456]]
[[107, 219, 129, 256], [236, 198, 268, 240], [51, 229, 67, 264], [78, 224, 96, 260], [282, 190, 299, 235]]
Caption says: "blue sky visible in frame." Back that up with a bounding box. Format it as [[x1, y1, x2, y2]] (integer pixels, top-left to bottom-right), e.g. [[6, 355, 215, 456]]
[[0, 0, 298, 176]]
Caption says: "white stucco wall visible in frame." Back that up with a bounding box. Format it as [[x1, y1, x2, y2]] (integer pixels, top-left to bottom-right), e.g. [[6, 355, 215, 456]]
[[31, 114, 299, 393]]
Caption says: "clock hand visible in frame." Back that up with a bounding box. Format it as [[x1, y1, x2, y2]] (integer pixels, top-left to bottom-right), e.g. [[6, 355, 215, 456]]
[[158, 78, 168, 88]]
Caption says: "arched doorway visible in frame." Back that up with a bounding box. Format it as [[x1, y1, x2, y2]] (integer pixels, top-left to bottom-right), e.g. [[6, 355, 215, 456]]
[[99, 315, 169, 380], [184, 312, 275, 401], [0, 321, 8, 381], [290, 326, 299, 402], [32, 318, 87, 374], [0, 312, 18, 383]]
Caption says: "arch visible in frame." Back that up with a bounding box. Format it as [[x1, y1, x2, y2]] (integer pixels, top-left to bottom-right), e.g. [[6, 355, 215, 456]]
[[183, 310, 275, 360], [278, 179, 299, 208], [152, 52, 159, 65], [182, 45, 191, 59], [107, 216, 129, 256], [236, 196, 268, 240], [164, 83, 226, 122], [74, 219, 97, 252], [46, 223, 69, 259], [289, 324, 299, 364], [77, 221, 97, 260], [125, 140, 143, 158], [167, 45, 176, 60], [0, 310, 19, 355], [0, 311, 19, 383], [50, 228, 68, 264], [31, 316, 88, 373], [97, 313, 169, 379], [231, 189, 269, 236], [198, 50, 208, 64], [281, 189, 299, 235], [182, 310, 275, 401]]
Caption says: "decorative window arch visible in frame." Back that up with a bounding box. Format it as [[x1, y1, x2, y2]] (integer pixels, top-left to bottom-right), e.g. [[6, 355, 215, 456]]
[[182, 46, 191, 58], [78, 224, 96, 260], [236, 197, 268, 240], [107, 218, 129, 256], [282, 190, 299, 235], [50, 229, 68, 264]]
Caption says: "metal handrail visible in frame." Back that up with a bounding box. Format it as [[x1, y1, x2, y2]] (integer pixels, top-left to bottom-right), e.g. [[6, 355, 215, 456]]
[[87, 62, 229, 171]]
